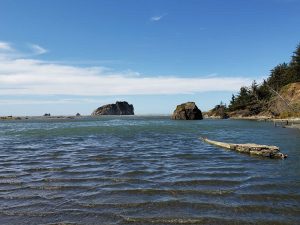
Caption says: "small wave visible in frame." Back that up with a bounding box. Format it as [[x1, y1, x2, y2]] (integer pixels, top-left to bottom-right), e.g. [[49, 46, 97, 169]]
[[121, 216, 293, 225], [166, 179, 242, 187], [26, 167, 66, 172], [239, 193, 300, 202], [121, 216, 248, 225], [104, 188, 234, 196], [26, 185, 94, 191]]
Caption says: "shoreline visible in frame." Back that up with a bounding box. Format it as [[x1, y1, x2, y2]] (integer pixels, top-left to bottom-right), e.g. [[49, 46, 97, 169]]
[[1, 114, 300, 121], [0, 115, 80, 121], [205, 115, 300, 130], [229, 116, 300, 122], [0, 115, 170, 121], [225, 116, 300, 130], [1, 114, 300, 128]]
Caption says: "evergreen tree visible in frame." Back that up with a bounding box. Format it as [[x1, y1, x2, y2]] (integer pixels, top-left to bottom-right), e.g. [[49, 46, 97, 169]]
[[291, 43, 300, 69], [228, 42, 300, 116], [267, 63, 289, 91], [251, 80, 259, 101], [256, 80, 272, 101], [228, 94, 236, 111], [230, 94, 235, 105], [288, 43, 300, 82]]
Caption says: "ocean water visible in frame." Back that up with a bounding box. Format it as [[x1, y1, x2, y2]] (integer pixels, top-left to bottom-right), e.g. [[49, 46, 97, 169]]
[[0, 116, 299, 225]]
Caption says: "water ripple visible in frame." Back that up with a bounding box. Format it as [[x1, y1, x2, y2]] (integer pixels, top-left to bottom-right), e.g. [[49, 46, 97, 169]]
[[0, 116, 299, 225]]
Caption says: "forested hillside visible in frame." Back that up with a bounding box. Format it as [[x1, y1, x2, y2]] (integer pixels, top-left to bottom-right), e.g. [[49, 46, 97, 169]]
[[226, 43, 300, 118]]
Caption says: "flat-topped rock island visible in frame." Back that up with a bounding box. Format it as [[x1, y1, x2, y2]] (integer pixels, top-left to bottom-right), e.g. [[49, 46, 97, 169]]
[[91, 101, 134, 116]]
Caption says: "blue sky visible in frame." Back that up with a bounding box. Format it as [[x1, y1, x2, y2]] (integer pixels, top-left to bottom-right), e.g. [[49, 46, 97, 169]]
[[0, 0, 299, 115]]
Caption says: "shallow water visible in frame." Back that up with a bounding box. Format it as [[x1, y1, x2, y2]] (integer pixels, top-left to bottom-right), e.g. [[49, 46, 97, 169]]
[[0, 116, 299, 225]]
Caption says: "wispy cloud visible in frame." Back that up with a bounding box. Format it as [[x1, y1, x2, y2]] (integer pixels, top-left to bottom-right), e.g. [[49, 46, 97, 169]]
[[0, 98, 104, 105], [150, 13, 167, 22], [29, 44, 48, 55], [0, 41, 49, 60], [0, 41, 13, 51], [0, 42, 253, 99]]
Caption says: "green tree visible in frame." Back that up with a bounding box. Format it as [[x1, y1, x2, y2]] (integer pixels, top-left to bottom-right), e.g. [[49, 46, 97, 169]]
[[228, 94, 236, 111], [228, 42, 300, 116], [256, 80, 272, 101], [288, 43, 300, 83], [251, 80, 259, 101], [267, 63, 289, 91], [230, 87, 255, 110], [291, 43, 300, 69]]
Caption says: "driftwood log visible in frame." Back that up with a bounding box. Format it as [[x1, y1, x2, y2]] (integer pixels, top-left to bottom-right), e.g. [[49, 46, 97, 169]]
[[201, 137, 287, 159]]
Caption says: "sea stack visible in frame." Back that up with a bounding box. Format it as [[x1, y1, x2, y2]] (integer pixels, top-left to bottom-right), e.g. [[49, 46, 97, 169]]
[[92, 101, 134, 116], [172, 102, 203, 120]]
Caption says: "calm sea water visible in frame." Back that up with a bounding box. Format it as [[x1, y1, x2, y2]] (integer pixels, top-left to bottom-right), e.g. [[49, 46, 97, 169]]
[[0, 116, 299, 225]]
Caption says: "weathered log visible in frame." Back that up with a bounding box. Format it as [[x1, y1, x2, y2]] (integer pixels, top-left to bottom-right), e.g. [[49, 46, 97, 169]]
[[201, 137, 287, 159]]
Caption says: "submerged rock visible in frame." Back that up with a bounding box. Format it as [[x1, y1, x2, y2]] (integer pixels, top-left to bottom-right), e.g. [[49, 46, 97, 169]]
[[92, 101, 134, 116], [172, 102, 203, 120]]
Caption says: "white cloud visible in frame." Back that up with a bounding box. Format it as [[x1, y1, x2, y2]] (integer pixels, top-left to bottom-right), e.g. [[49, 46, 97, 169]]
[[29, 44, 48, 55], [150, 14, 167, 21], [0, 41, 13, 51], [0, 42, 253, 98], [0, 98, 103, 105], [0, 41, 49, 60]]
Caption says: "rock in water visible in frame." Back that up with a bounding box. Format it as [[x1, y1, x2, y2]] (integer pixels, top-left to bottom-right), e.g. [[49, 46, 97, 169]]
[[92, 101, 134, 115], [172, 102, 203, 120]]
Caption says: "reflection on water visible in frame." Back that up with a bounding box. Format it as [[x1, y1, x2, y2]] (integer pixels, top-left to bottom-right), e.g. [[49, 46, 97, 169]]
[[0, 116, 299, 225]]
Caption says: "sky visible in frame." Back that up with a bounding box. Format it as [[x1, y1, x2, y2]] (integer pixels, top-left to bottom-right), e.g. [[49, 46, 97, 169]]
[[0, 0, 300, 116]]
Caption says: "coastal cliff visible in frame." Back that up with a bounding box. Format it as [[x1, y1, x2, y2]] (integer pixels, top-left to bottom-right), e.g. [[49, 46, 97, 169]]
[[205, 82, 300, 120], [226, 82, 300, 119], [214, 43, 300, 119], [92, 101, 134, 116], [267, 82, 300, 117]]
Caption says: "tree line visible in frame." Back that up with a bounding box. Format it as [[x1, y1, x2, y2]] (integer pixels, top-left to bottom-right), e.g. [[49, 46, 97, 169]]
[[227, 43, 300, 115]]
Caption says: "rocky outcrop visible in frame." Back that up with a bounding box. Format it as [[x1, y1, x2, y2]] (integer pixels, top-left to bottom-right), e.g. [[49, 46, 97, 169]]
[[228, 82, 300, 119], [92, 101, 134, 116], [267, 82, 300, 117], [205, 104, 229, 119], [172, 102, 203, 120]]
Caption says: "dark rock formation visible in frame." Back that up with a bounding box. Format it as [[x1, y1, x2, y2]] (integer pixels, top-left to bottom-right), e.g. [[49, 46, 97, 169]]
[[92, 101, 134, 116], [172, 102, 203, 120]]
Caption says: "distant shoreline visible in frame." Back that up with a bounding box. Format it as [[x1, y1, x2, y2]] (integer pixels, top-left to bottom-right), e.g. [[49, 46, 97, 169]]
[[0, 115, 170, 121], [1, 114, 300, 122], [230, 116, 300, 123], [1, 114, 300, 130]]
